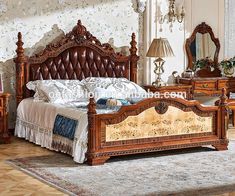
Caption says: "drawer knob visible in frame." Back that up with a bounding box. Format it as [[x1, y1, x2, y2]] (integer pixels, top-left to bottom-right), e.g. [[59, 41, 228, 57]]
[[202, 84, 209, 88]]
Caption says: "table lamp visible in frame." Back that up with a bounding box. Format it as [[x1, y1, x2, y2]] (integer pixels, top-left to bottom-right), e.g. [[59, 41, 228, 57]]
[[146, 38, 174, 86]]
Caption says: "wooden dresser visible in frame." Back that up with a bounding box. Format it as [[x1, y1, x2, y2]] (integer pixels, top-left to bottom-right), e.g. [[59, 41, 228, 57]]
[[143, 84, 192, 99], [0, 93, 11, 143], [179, 77, 235, 97]]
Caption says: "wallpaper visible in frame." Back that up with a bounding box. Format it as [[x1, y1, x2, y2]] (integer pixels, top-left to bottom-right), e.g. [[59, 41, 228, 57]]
[[225, 0, 235, 58], [0, 0, 144, 128]]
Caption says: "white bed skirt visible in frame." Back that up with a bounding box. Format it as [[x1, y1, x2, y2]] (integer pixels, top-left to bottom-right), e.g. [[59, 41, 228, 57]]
[[15, 118, 87, 163]]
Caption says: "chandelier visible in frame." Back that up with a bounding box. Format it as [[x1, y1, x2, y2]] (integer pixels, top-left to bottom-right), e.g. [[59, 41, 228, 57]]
[[158, 0, 185, 32]]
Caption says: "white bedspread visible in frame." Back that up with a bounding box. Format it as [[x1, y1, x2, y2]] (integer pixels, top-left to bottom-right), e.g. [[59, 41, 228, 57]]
[[15, 98, 89, 163]]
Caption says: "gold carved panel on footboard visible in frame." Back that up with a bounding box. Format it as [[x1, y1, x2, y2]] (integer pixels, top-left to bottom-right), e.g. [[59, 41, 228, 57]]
[[106, 104, 214, 142]]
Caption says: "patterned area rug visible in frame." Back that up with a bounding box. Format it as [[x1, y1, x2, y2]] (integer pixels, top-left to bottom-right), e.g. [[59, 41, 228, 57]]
[[7, 142, 235, 196]]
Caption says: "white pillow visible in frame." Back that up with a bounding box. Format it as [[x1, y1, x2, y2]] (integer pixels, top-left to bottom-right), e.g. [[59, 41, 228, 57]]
[[91, 87, 126, 101], [26, 80, 87, 103], [26, 81, 52, 102], [81, 77, 146, 100], [38, 82, 71, 104]]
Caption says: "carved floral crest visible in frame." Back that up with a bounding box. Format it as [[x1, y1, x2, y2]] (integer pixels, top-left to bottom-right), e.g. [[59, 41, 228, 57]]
[[155, 102, 169, 114], [30, 20, 123, 61]]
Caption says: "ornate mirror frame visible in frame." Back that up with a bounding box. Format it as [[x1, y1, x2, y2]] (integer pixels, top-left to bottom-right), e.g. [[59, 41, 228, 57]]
[[186, 22, 220, 70]]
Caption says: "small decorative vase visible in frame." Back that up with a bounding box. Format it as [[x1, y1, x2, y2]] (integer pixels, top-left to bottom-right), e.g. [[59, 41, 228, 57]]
[[224, 67, 234, 77], [182, 69, 194, 78]]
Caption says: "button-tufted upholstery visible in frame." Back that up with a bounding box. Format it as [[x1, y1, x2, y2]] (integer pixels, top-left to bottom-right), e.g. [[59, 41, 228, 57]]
[[30, 46, 129, 81]]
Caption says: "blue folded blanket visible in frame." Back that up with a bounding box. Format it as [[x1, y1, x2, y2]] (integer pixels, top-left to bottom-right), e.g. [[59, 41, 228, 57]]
[[53, 114, 78, 140]]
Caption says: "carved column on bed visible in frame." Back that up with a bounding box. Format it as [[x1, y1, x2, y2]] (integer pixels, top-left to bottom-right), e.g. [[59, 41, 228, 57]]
[[130, 33, 139, 83], [14, 32, 28, 105], [86, 97, 110, 165], [214, 88, 229, 151]]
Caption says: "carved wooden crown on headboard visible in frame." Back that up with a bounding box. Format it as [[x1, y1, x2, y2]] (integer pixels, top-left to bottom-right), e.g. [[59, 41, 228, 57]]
[[14, 20, 139, 105], [30, 20, 124, 62]]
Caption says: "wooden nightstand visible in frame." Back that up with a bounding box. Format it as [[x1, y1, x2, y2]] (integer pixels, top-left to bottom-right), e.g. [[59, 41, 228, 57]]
[[0, 93, 11, 143], [143, 84, 192, 100]]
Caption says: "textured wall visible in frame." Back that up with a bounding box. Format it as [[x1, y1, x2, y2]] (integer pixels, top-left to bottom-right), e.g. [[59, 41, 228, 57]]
[[0, 0, 144, 128], [225, 0, 235, 58]]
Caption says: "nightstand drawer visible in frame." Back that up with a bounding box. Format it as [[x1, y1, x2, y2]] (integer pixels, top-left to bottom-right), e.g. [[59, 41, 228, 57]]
[[218, 81, 229, 89], [0, 93, 11, 143], [0, 110, 4, 132], [228, 80, 235, 88], [195, 82, 216, 90]]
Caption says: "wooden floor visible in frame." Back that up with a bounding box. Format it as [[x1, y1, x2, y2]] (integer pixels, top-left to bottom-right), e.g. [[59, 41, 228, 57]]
[[0, 138, 66, 196], [1, 130, 235, 196]]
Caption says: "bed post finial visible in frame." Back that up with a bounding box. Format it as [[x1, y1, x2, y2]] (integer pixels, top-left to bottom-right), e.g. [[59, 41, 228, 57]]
[[77, 19, 82, 25], [14, 32, 28, 105], [130, 33, 139, 83], [88, 97, 96, 115], [16, 33, 25, 59], [220, 88, 228, 106]]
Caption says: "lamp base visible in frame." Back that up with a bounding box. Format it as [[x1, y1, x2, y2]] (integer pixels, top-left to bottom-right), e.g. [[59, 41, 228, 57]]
[[152, 58, 166, 87], [152, 79, 166, 87]]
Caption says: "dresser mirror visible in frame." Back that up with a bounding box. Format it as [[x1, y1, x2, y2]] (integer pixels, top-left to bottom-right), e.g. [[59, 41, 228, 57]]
[[185, 22, 221, 77], [190, 32, 216, 62]]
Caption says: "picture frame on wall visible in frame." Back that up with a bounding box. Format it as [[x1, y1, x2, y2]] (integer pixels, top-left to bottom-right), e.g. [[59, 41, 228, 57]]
[[0, 73, 3, 93]]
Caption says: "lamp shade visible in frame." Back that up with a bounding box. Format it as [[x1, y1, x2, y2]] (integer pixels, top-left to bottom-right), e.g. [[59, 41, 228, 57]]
[[146, 38, 175, 58]]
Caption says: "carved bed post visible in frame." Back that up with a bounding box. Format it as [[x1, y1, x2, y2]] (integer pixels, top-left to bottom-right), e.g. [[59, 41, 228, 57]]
[[214, 88, 229, 151], [14, 32, 28, 106], [129, 33, 139, 83], [86, 97, 110, 165], [219, 88, 228, 139], [86, 97, 97, 165]]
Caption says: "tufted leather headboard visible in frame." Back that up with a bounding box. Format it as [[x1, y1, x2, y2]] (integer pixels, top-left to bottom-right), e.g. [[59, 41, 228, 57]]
[[14, 20, 139, 105]]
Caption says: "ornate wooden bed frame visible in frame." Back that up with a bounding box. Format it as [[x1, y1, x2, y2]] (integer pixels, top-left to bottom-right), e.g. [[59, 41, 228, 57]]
[[15, 20, 229, 165]]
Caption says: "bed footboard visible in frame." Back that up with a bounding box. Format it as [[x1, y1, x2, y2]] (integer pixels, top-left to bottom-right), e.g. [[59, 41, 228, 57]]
[[86, 89, 229, 165]]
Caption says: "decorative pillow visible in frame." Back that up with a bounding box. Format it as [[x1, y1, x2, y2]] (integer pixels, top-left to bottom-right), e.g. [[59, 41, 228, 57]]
[[26, 81, 52, 102], [61, 80, 88, 102], [34, 86, 50, 102], [90, 87, 127, 101], [26, 80, 87, 103], [97, 98, 131, 106], [81, 77, 146, 100], [37, 82, 73, 104]]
